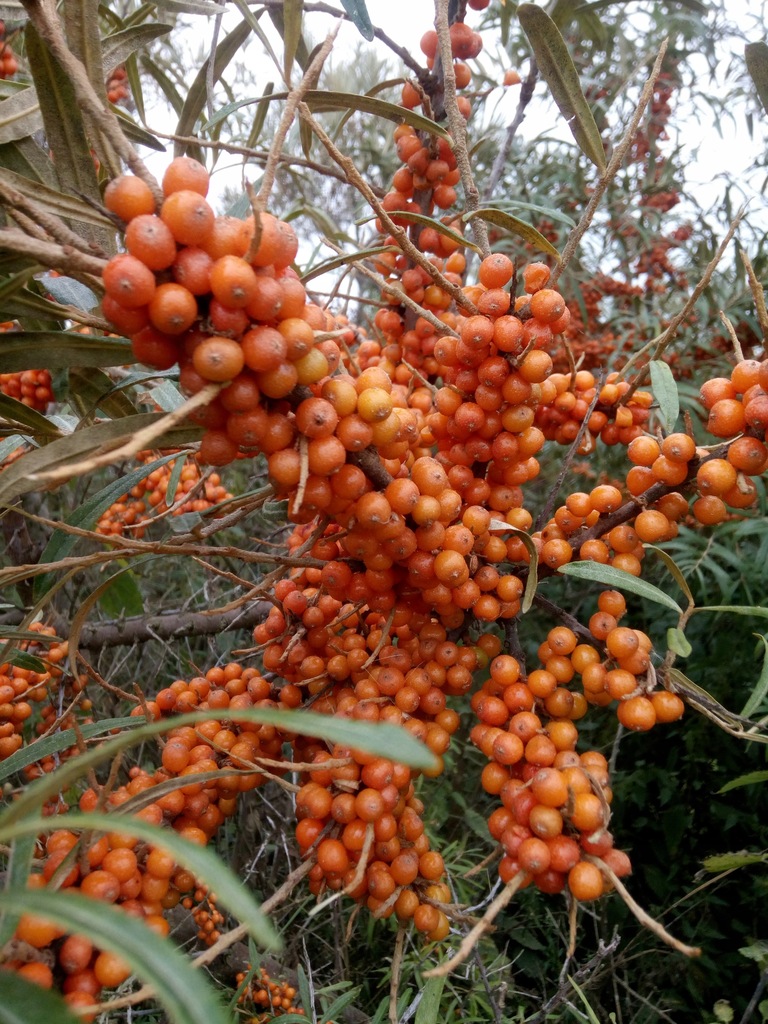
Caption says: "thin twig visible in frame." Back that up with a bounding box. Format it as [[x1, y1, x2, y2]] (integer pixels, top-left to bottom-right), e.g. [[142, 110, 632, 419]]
[[389, 923, 407, 1024], [249, 29, 338, 226], [297, 101, 478, 315], [434, 0, 490, 257], [589, 856, 701, 957], [551, 41, 669, 289], [619, 206, 745, 399], [485, 60, 538, 200], [424, 871, 529, 977]]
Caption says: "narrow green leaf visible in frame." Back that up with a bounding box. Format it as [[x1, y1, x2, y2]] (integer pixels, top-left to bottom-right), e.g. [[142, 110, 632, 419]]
[[96, 564, 145, 617], [299, 114, 314, 160], [0, 628, 63, 643], [339, 0, 374, 40], [103, 23, 173, 75], [165, 451, 188, 505], [0, 889, 231, 1024], [6, 651, 46, 672], [301, 246, 399, 283], [0, 414, 176, 505], [569, 977, 602, 1024], [141, 54, 185, 115], [746, 42, 768, 118], [0, 716, 143, 783], [69, 366, 139, 420], [0, 709, 437, 828], [718, 769, 768, 795], [150, 0, 222, 13], [740, 633, 768, 718], [0, 138, 56, 187], [3, 813, 281, 950], [488, 198, 577, 228], [0, 393, 62, 437], [174, 21, 252, 158], [0, 834, 36, 949], [0, 333, 131, 372], [701, 851, 767, 872], [304, 91, 453, 142], [0, 972, 83, 1024], [649, 359, 679, 432], [489, 520, 539, 613], [465, 208, 561, 261], [415, 976, 446, 1024], [667, 626, 692, 658], [647, 544, 694, 608], [24, 24, 110, 249], [43, 276, 99, 312], [0, 86, 41, 145], [113, 104, 168, 151], [247, 81, 275, 148], [693, 605, 768, 620], [559, 561, 683, 613], [389, 211, 481, 254], [283, 0, 303, 81], [518, 3, 607, 173], [0, 168, 112, 228], [32, 451, 179, 600]]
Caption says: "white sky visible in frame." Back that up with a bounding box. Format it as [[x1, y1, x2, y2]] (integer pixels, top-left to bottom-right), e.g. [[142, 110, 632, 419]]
[[145, 0, 767, 244]]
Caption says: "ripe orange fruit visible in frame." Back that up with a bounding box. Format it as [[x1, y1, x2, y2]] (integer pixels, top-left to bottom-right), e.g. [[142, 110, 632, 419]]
[[102, 253, 156, 308], [104, 175, 156, 221], [161, 190, 214, 245], [192, 336, 245, 382], [162, 156, 210, 197]]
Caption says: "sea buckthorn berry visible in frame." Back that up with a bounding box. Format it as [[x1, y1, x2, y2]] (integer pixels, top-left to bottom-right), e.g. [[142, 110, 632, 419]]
[[161, 190, 215, 245], [104, 175, 156, 221], [103, 253, 156, 308], [616, 694, 656, 730], [523, 262, 550, 292], [529, 288, 565, 324], [125, 214, 177, 270], [193, 336, 245, 382], [568, 861, 605, 901], [650, 690, 685, 723], [696, 458, 737, 496], [162, 156, 210, 196], [478, 253, 514, 288], [661, 432, 696, 463]]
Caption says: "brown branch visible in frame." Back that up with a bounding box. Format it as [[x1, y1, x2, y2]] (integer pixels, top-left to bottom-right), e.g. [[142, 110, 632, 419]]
[[424, 871, 530, 977], [434, 0, 490, 257], [76, 601, 273, 649], [0, 178, 109, 258], [297, 100, 478, 315], [485, 60, 538, 201], [0, 228, 106, 282]]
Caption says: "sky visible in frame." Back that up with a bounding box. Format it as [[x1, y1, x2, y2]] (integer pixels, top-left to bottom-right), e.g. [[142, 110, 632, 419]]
[[145, 0, 767, 248]]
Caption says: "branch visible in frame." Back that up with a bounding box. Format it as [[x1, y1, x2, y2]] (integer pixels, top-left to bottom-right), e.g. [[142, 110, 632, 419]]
[[75, 602, 272, 649], [550, 40, 668, 289], [0, 228, 106, 282], [485, 60, 538, 201], [434, 0, 490, 257]]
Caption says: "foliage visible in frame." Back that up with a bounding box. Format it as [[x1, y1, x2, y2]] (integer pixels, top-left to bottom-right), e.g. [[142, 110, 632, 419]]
[[0, 0, 767, 1022]]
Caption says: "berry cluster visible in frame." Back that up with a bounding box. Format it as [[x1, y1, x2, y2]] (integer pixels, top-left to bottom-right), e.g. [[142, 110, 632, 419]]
[[106, 65, 129, 105], [95, 450, 231, 538], [0, 22, 18, 78]]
